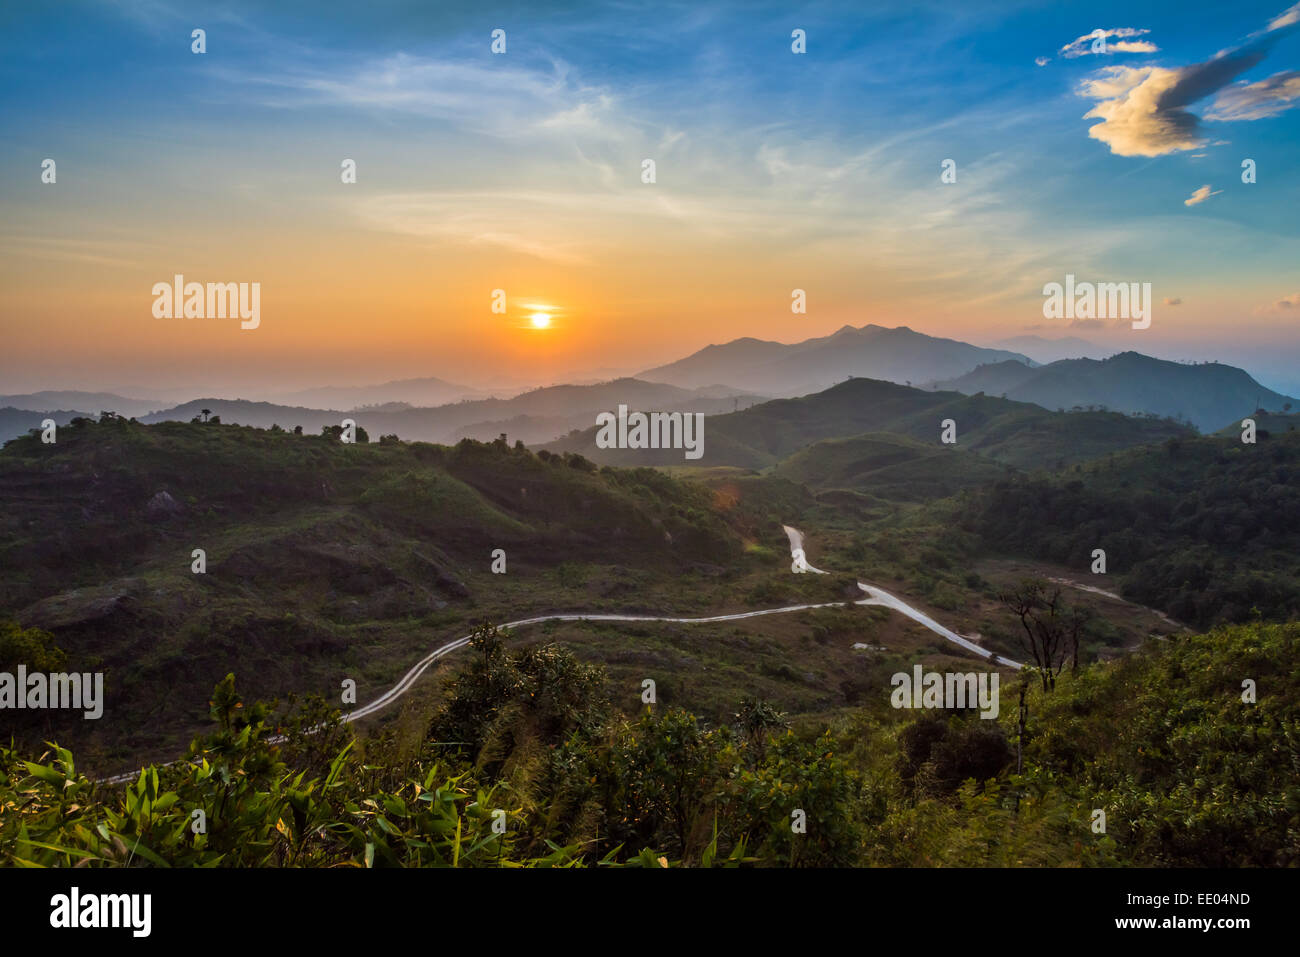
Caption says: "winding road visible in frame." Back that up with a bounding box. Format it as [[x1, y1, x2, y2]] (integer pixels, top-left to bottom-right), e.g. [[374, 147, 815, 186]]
[[350, 526, 1018, 725], [99, 525, 1014, 784]]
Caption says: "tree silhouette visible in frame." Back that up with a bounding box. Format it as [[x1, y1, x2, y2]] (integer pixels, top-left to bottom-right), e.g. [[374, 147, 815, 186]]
[[998, 579, 1085, 691]]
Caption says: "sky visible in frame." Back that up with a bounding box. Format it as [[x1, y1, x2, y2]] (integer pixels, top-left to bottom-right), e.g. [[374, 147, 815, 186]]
[[1, 0, 1298, 397]]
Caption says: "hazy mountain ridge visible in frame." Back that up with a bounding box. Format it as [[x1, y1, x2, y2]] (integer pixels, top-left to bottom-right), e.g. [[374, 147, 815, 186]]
[[934, 351, 1298, 432], [123, 378, 761, 446], [544, 376, 1194, 470], [986, 335, 1113, 363], [0, 407, 96, 440], [638, 324, 1036, 395], [0, 391, 162, 418], [271, 375, 486, 410]]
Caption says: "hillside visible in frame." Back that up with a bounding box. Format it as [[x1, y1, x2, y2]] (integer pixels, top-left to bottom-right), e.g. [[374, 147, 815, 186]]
[[986, 335, 1112, 363], [934, 352, 1298, 432], [926, 359, 1038, 395], [955, 429, 1300, 626], [1213, 411, 1300, 436], [0, 417, 796, 766], [5, 618, 1295, 867], [543, 377, 1194, 471], [771, 433, 1011, 501], [639, 324, 1033, 396]]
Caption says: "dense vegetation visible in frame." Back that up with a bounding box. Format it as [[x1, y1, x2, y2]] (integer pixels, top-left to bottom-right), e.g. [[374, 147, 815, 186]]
[[3, 406, 1296, 870], [546, 376, 1193, 470], [772, 432, 1009, 501], [0, 415, 801, 763], [4, 620, 1294, 867], [958, 430, 1300, 627]]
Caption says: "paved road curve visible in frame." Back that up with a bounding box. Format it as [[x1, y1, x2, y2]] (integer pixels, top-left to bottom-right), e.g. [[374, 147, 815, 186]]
[[351, 527, 1021, 725], [99, 525, 1015, 784]]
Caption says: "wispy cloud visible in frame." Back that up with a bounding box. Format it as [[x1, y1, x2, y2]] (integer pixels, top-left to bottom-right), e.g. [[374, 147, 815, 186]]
[[1267, 2, 1300, 31], [1060, 28, 1158, 59], [1207, 70, 1300, 120], [1258, 291, 1300, 313], [0, 236, 150, 269], [211, 51, 628, 143], [1184, 184, 1222, 205]]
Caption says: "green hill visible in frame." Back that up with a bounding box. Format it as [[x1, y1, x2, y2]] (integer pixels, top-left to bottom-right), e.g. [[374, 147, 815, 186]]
[[1213, 411, 1300, 437], [772, 432, 1010, 501], [544, 377, 1193, 471], [956, 430, 1300, 626], [0, 416, 779, 766]]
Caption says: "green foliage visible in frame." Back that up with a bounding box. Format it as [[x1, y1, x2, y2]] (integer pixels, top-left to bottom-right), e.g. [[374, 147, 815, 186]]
[[549, 376, 1192, 471], [896, 712, 1012, 798], [1020, 621, 1300, 866], [429, 624, 610, 764], [0, 675, 586, 868], [2, 621, 1296, 868], [0, 415, 759, 759], [960, 432, 1300, 626], [0, 620, 67, 672]]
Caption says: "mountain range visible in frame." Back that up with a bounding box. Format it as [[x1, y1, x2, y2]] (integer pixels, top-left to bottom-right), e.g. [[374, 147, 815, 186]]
[[126, 379, 759, 446], [543, 376, 1192, 470], [637, 324, 1034, 395], [985, 335, 1113, 364], [0, 390, 164, 418], [932, 352, 1297, 432], [4, 327, 1294, 446], [270, 376, 486, 410]]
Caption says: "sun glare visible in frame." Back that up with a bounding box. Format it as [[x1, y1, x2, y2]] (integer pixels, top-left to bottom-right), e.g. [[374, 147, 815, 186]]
[[529, 312, 552, 329]]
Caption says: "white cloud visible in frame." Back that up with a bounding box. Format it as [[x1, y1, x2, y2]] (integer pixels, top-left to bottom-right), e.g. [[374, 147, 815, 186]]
[[1060, 28, 1158, 59], [1206, 70, 1300, 120], [215, 52, 626, 143], [1268, 2, 1300, 31], [1079, 66, 1205, 156], [1256, 291, 1300, 314], [1184, 184, 1222, 205], [1074, 6, 1300, 156]]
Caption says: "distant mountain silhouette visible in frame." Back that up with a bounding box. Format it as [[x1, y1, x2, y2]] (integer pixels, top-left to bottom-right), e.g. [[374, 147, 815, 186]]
[[0, 407, 94, 443], [0, 391, 162, 418], [637, 324, 1034, 396], [934, 352, 1298, 432], [986, 335, 1113, 363], [134, 378, 760, 445], [272, 376, 485, 410]]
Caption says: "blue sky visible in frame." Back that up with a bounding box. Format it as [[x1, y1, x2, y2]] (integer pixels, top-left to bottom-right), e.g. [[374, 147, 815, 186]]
[[2, 0, 1298, 394]]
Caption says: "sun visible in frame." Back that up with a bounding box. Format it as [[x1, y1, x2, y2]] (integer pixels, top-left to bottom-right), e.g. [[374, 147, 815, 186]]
[[529, 312, 552, 329]]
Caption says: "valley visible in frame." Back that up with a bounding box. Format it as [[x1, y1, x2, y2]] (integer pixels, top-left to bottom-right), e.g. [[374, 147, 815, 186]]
[[0, 372, 1232, 775]]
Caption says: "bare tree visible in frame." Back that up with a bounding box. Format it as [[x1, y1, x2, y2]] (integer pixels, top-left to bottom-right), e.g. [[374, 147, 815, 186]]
[[998, 578, 1085, 691]]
